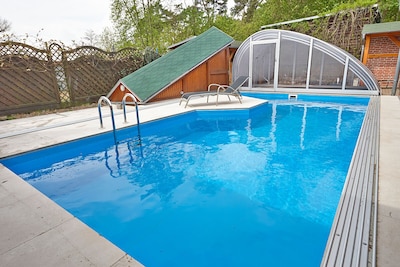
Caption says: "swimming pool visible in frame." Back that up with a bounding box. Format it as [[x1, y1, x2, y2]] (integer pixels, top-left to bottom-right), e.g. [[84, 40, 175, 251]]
[[1, 94, 369, 266]]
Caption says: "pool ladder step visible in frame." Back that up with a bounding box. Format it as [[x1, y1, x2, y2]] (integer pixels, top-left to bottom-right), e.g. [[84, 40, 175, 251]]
[[97, 95, 142, 145]]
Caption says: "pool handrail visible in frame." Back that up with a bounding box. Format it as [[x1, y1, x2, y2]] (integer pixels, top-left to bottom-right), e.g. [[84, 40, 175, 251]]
[[97, 96, 117, 145], [122, 93, 142, 146]]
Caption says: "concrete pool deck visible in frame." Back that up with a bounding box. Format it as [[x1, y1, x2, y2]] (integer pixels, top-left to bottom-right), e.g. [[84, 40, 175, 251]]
[[0, 95, 399, 266], [377, 96, 400, 267]]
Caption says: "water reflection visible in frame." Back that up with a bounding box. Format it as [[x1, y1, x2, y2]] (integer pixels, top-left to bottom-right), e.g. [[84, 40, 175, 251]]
[[300, 104, 307, 150]]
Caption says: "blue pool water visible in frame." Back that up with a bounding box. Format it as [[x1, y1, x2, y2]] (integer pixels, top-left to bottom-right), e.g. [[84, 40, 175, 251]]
[[1, 94, 369, 266]]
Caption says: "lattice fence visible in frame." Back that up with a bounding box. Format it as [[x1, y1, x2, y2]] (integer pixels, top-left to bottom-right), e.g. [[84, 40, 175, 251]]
[[0, 42, 145, 116]]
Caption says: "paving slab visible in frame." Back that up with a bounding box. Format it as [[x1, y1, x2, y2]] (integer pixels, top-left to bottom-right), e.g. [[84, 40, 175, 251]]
[[377, 96, 400, 267]]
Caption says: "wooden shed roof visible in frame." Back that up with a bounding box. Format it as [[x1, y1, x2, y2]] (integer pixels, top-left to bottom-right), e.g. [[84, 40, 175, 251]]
[[362, 21, 400, 36], [111, 27, 233, 103]]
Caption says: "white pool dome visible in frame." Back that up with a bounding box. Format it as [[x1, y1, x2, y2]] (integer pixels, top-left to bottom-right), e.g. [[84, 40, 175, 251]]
[[232, 29, 379, 95]]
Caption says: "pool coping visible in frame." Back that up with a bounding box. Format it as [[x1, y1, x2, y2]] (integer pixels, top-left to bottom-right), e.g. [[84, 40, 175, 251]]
[[321, 96, 379, 266]]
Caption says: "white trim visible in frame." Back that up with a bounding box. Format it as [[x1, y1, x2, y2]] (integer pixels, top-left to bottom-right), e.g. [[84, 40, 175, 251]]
[[240, 87, 379, 96], [249, 39, 254, 88], [342, 57, 350, 91], [249, 39, 279, 91], [106, 81, 143, 103], [274, 32, 281, 89], [306, 38, 313, 90]]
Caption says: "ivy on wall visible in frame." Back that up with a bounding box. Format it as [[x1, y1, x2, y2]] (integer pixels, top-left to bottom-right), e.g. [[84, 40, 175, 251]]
[[268, 6, 380, 58]]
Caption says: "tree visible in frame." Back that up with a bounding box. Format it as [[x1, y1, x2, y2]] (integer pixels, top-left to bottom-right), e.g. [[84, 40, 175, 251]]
[[111, 0, 174, 52], [173, 5, 207, 38], [250, 0, 347, 30], [82, 29, 98, 46], [231, 0, 264, 22], [378, 0, 400, 21], [0, 17, 11, 33], [214, 15, 252, 41], [111, 0, 229, 53], [98, 27, 118, 51], [108, 0, 383, 54], [195, 0, 228, 26]]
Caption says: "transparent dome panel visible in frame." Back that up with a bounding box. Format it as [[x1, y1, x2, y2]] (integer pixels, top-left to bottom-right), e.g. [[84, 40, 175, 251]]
[[252, 43, 275, 88], [233, 47, 250, 82], [309, 48, 344, 89], [346, 60, 368, 90], [278, 39, 309, 88], [232, 29, 379, 94]]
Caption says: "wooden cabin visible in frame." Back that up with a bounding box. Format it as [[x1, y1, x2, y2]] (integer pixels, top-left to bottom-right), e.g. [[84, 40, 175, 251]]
[[107, 27, 237, 103]]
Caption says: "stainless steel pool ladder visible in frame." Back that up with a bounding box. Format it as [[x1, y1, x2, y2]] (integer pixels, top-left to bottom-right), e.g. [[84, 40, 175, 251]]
[[122, 93, 142, 145], [98, 96, 118, 144]]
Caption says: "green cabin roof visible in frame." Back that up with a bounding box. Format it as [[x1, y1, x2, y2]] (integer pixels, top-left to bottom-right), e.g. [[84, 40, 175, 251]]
[[119, 27, 233, 102], [362, 21, 400, 36]]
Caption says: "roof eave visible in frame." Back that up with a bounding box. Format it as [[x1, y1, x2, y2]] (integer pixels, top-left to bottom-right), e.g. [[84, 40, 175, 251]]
[[106, 80, 122, 99], [106, 80, 144, 103]]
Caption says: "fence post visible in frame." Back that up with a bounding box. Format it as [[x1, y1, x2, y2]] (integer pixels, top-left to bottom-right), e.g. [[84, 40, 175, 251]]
[[48, 43, 72, 105], [391, 49, 400, 96]]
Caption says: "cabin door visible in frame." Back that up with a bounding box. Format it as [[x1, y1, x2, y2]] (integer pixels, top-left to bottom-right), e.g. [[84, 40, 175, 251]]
[[250, 40, 279, 90]]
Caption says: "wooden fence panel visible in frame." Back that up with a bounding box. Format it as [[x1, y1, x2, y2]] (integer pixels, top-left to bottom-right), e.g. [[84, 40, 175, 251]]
[[0, 42, 145, 116], [0, 42, 60, 115], [61, 46, 143, 104]]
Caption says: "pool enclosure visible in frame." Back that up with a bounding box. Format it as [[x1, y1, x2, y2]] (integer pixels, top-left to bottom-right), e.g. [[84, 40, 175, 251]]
[[233, 29, 380, 95]]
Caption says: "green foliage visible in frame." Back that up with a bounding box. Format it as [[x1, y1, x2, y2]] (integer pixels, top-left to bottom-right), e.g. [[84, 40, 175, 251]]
[[231, 0, 264, 22], [251, 0, 343, 29], [213, 16, 249, 40], [173, 5, 208, 38], [327, 0, 378, 14], [111, 0, 171, 53], [108, 0, 390, 54], [378, 0, 400, 21], [110, 0, 233, 53]]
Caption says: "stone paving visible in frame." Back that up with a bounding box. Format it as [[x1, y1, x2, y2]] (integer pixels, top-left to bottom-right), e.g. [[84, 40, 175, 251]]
[[377, 96, 400, 267]]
